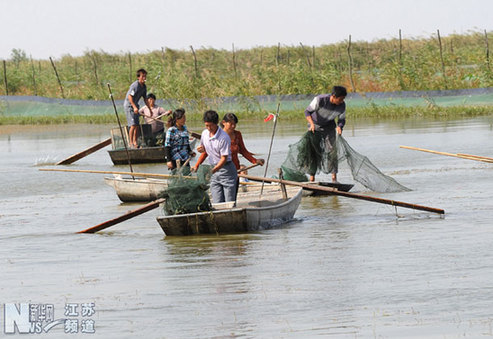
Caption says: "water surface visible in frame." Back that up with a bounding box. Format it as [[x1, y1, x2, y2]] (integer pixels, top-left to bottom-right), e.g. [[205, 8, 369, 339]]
[[1, 117, 493, 338]]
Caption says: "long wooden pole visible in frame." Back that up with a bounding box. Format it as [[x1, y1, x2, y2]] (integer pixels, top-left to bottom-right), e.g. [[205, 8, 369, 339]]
[[56, 138, 112, 165], [78, 198, 165, 234], [39, 168, 194, 180], [107, 83, 135, 178], [400, 145, 493, 163], [239, 173, 444, 215]]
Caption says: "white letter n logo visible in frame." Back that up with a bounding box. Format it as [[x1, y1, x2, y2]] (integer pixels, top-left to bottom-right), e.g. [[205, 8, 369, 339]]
[[4, 303, 31, 334]]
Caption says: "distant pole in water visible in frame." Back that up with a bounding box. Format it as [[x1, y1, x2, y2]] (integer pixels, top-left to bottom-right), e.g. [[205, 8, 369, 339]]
[[107, 83, 135, 179]]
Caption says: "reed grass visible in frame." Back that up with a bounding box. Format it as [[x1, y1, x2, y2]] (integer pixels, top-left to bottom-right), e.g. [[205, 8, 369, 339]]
[[1, 105, 490, 125], [1, 31, 493, 102]]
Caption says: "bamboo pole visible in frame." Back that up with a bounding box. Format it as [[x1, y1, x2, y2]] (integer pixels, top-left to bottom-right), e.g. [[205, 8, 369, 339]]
[[400, 145, 493, 163], [49, 57, 65, 98], [39, 168, 195, 180]]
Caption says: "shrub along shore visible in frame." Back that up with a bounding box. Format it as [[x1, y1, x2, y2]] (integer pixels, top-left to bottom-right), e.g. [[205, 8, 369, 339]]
[[1, 31, 493, 124]]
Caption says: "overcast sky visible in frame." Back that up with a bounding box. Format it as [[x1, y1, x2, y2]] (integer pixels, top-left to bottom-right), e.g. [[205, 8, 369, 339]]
[[1, 0, 492, 59]]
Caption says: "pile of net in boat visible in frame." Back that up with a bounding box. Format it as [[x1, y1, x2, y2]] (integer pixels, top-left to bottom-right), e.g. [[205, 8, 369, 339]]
[[162, 165, 213, 215], [281, 132, 410, 193]]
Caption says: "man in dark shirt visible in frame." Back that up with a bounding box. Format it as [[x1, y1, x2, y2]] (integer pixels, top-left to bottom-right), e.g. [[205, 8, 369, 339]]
[[304, 85, 347, 182], [124, 68, 150, 148]]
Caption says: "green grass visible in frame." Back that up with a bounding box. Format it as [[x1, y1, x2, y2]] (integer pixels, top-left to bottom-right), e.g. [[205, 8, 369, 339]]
[[2, 31, 493, 103], [1, 105, 490, 125]]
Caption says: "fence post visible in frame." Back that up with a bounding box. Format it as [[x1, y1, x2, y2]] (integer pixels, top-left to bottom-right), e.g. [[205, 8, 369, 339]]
[[485, 30, 490, 71], [347, 35, 356, 92], [190, 45, 199, 78], [30, 55, 37, 96], [49, 57, 65, 98], [437, 29, 448, 89], [3, 60, 8, 95]]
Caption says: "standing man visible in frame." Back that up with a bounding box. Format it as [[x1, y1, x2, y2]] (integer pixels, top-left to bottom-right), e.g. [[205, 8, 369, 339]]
[[124, 68, 150, 148], [304, 85, 347, 182], [192, 110, 237, 203]]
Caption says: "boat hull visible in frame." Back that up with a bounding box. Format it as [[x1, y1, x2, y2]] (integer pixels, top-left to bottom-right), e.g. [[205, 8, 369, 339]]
[[104, 177, 168, 202], [107, 147, 166, 165], [156, 186, 303, 236]]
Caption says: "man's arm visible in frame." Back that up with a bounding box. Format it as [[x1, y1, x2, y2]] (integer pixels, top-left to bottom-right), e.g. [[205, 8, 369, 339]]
[[212, 155, 228, 174]]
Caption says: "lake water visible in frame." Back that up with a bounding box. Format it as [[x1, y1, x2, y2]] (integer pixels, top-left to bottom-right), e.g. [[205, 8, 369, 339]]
[[1, 116, 493, 338]]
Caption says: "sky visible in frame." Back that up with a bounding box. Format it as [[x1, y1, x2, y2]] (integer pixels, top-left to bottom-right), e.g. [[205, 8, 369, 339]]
[[1, 0, 492, 60]]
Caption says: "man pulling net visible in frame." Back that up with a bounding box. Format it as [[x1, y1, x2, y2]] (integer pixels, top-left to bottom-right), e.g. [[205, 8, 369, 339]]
[[281, 85, 410, 193]]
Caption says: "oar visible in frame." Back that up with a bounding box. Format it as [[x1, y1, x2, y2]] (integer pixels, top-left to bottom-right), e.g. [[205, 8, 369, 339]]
[[400, 146, 493, 164], [78, 198, 165, 234], [240, 162, 260, 173], [56, 138, 112, 165], [39, 168, 195, 180], [239, 173, 444, 215]]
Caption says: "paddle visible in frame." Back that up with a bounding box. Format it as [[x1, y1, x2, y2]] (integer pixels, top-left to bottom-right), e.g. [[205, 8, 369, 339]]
[[238, 173, 445, 215], [400, 146, 493, 164], [78, 198, 165, 234], [56, 138, 112, 165]]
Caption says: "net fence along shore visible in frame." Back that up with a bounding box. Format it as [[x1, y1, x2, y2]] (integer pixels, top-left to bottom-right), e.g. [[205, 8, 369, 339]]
[[1, 87, 493, 117]]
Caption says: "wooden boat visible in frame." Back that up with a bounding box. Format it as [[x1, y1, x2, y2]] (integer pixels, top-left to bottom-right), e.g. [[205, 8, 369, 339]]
[[104, 176, 168, 202], [107, 126, 167, 165], [108, 146, 166, 165], [156, 185, 303, 236]]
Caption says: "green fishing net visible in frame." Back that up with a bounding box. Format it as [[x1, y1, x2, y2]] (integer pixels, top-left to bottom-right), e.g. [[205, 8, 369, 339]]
[[281, 132, 410, 193], [162, 164, 213, 215]]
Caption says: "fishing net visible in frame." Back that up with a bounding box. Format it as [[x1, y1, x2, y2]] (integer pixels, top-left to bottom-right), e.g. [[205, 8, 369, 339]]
[[281, 132, 410, 193], [162, 164, 213, 215]]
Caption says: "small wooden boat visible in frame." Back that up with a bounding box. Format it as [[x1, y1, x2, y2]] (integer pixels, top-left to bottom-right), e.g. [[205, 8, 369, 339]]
[[108, 126, 167, 165], [156, 185, 303, 236], [104, 176, 168, 202], [108, 146, 166, 165]]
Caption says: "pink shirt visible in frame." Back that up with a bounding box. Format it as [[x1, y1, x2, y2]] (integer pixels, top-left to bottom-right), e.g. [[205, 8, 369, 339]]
[[139, 105, 166, 133]]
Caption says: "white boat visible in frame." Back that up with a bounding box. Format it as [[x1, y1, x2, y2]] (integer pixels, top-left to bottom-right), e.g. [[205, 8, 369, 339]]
[[104, 176, 168, 202], [156, 185, 303, 236]]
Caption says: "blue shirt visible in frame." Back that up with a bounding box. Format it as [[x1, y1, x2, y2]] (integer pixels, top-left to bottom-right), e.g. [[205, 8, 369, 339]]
[[165, 126, 191, 161], [123, 80, 147, 109]]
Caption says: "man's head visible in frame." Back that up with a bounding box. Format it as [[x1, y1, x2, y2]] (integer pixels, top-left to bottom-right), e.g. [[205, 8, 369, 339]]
[[136, 68, 147, 84], [330, 85, 347, 105], [203, 110, 219, 133]]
